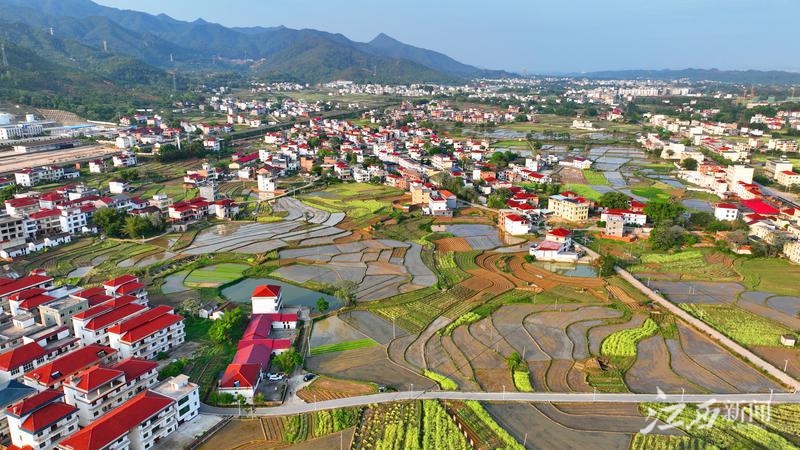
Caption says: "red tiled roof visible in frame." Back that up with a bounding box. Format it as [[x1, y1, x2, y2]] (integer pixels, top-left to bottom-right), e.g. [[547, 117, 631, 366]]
[[548, 228, 572, 238], [28, 209, 60, 220], [21, 402, 76, 432], [116, 282, 145, 295], [0, 342, 46, 372], [106, 305, 173, 336], [716, 203, 737, 209], [505, 214, 527, 222], [5, 197, 38, 208], [25, 345, 116, 387], [57, 391, 173, 450], [110, 309, 182, 345], [6, 390, 62, 417], [0, 275, 53, 298], [219, 363, 261, 388], [741, 199, 779, 215], [252, 284, 281, 298], [110, 358, 158, 381], [68, 366, 122, 392], [17, 293, 55, 310], [103, 275, 138, 289], [84, 304, 147, 331], [72, 304, 113, 321]]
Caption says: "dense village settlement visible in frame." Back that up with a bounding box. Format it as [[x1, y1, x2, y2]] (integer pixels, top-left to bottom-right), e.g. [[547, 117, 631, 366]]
[[1, 1, 800, 449]]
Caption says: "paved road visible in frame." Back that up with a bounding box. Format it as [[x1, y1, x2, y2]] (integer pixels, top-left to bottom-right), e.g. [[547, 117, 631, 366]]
[[201, 390, 800, 417]]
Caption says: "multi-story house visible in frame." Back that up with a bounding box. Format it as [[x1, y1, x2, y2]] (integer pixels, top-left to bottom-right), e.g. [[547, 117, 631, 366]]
[[152, 374, 200, 425], [62, 358, 159, 426], [72, 303, 148, 347], [107, 306, 184, 360], [57, 390, 178, 450], [22, 345, 117, 392], [548, 192, 590, 222], [6, 390, 79, 450]]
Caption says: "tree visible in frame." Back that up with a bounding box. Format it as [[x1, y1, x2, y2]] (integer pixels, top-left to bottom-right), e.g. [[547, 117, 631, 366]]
[[649, 225, 686, 251], [598, 192, 630, 210], [644, 200, 685, 225], [681, 158, 698, 170], [597, 254, 617, 277], [487, 188, 512, 209], [273, 349, 303, 372], [208, 307, 247, 344], [316, 297, 329, 313], [687, 212, 713, 231], [506, 352, 522, 371], [333, 280, 357, 306], [92, 207, 127, 237]]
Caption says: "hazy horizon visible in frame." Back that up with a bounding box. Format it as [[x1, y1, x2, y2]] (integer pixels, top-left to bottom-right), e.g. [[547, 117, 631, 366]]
[[93, 0, 800, 74]]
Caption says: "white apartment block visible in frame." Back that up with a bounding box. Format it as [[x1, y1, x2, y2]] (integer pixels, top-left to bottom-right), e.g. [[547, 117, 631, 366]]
[[107, 306, 185, 360], [57, 390, 178, 450], [7, 390, 79, 450], [152, 374, 200, 425]]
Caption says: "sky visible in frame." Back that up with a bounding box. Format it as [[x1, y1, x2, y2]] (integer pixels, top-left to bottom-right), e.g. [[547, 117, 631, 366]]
[[94, 0, 800, 73]]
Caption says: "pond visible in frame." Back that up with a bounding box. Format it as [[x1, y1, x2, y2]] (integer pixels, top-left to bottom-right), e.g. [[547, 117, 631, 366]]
[[533, 262, 598, 278], [221, 278, 342, 310], [161, 271, 190, 294], [67, 266, 93, 278], [682, 199, 713, 213]]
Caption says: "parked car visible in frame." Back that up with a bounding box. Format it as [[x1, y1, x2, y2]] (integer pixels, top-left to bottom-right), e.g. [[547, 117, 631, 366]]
[[267, 373, 284, 381], [303, 373, 316, 382]]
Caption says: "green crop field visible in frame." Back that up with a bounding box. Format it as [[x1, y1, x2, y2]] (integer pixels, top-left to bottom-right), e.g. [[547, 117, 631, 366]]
[[561, 184, 602, 200], [630, 186, 672, 201], [601, 318, 658, 358], [582, 169, 611, 186], [310, 338, 378, 356], [299, 184, 402, 226], [513, 371, 533, 392], [631, 434, 718, 450], [679, 304, 793, 347], [736, 258, 800, 296], [183, 263, 249, 287]]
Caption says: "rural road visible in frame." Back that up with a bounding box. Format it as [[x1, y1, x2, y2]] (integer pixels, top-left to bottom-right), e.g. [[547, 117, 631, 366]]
[[200, 390, 800, 417]]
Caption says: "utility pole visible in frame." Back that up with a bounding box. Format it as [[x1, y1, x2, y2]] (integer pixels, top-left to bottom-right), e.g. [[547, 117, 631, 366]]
[[103, 40, 107, 52], [0, 44, 7, 68]]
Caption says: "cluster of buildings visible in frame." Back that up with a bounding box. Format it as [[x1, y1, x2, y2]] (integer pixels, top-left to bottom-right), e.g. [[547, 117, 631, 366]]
[[0, 271, 199, 450]]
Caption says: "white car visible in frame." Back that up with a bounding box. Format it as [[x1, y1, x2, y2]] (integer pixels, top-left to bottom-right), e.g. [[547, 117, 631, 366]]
[[267, 373, 284, 381]]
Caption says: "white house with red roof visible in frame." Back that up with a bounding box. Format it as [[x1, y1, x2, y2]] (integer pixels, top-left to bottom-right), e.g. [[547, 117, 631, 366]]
[[103, 275, 148, 305], [600, 209, 647, 226], [111, 152, 136, 167], [6, 390, 78, 450], [503, 214, 532, 236], [0, 275, 54, 303], [62, 358, 158, 426], [714, 203, 740, 221], [56, 390, 178, 450], [107, 306, 184, 360], [72, 303, 147, 346], [22, 345, 117, 392], [530, 228, 579, 262]]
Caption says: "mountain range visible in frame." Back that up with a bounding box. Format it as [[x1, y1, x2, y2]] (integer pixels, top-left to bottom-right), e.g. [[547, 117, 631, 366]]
[[0, 0, 510, 84]]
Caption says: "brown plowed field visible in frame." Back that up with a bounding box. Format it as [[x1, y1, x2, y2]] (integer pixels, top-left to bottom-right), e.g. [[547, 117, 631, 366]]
[[297, 376, 376, 402], [434, 237, 473, 252]]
